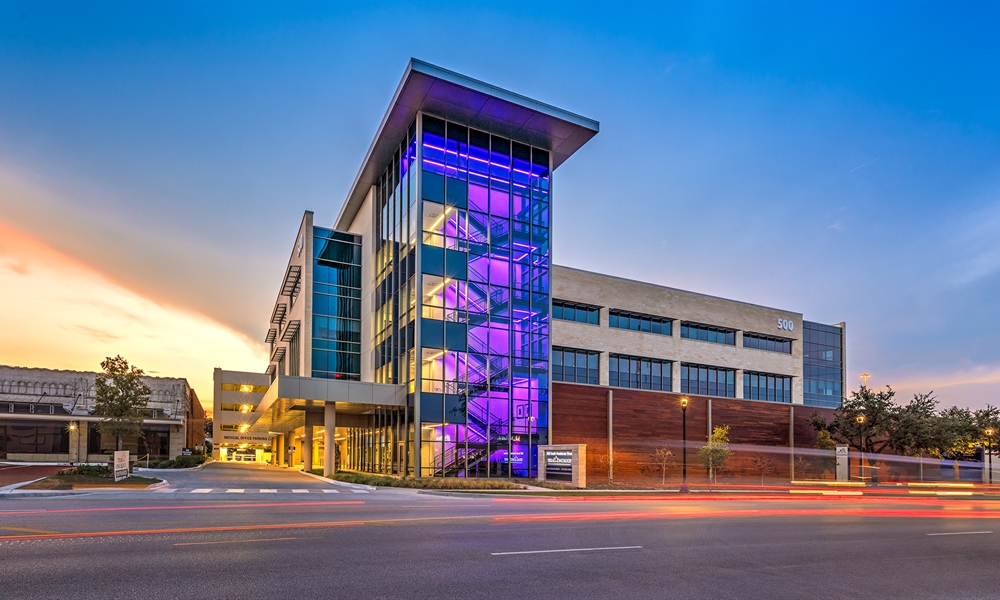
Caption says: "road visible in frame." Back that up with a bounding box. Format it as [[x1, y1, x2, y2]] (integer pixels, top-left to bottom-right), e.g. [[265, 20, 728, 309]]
[[2, 463, 1000, 599]]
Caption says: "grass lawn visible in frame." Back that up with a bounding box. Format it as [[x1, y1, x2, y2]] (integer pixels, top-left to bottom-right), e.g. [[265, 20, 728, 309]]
[[20, 473, 161, 491]]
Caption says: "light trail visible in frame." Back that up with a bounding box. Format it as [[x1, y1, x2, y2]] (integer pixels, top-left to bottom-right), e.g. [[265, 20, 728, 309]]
[[0, 501, 363, 516]]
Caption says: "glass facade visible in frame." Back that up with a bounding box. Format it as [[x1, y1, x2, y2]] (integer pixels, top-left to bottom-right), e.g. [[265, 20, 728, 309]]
[[552, 347, 599, 385], [609, 354, 672, 391], [609, 310, 671, 335], [803, 321, 844, 408], [553, 300, 599, 325], [417, 114, 551, 478], [743, 333, 791, 354], [680, 363, 736, 397], [680, 322, 735, 345], [313, 228, 362, 380], [743, 371, 792, 403], [0, 420, 69, 454]]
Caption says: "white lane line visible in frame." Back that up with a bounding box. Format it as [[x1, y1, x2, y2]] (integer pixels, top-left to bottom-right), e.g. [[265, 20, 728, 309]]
[[926, 531, 993, 536], [322, 489, 340, 493], [292, 489, 309, 493], [351, 490, 370, 494], [191, 489, 212, 493], [226, 489, 245, 493], [492, 546, 643, 556], [260, 489, 277, 493]]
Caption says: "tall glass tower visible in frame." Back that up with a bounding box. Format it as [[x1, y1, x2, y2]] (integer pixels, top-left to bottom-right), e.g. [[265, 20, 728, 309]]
[[334, 59, 599, 477]]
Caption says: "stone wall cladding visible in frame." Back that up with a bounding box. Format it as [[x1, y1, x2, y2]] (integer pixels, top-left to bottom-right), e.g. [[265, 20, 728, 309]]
[[552, 265, 805, 403]]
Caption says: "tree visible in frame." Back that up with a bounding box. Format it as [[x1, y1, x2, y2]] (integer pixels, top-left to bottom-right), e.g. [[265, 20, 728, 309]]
[[698, 425, 734, 484], [651, 447, 676, 485], [749, 454, 776, 486], [94, 355, 152, 452], [814, 429, 837, 476], [814, 386, 899, 482]]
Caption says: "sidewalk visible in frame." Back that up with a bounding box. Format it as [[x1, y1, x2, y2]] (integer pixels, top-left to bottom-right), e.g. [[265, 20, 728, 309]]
[[0, 464, 66, 488]]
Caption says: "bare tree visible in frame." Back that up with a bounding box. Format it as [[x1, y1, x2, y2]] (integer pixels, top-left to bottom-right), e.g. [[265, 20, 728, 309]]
[[651, 447, 676, 485], [749, 454, 777, 486]]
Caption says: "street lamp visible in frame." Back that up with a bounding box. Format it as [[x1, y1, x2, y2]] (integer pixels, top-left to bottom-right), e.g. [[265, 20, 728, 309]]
[[680, 397, 689, 493], [985, 427, 995, 486], [860, 373, 871, 388], [856, 414, 866, 482]]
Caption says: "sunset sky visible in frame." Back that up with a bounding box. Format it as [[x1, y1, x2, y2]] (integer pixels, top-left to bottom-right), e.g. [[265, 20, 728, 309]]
[[1, 2, 998, 411]]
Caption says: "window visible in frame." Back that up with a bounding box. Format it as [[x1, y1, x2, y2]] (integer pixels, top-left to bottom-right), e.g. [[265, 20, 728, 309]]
[[609, 310, 672, 336], [680, 363, 736, 397], [220, 403, 258, 413], [552, 300, 600, 325], [220, 383, 268, 393], [552, 347, 599, 385], [743, 333, 791, 354], [803, 321, 844, 408], [680, 322, 735, 345], [743, 371, 792, 403], [313, 228, 363, 381], [610, 354, 672, 391], [0, 420, 70, 454]]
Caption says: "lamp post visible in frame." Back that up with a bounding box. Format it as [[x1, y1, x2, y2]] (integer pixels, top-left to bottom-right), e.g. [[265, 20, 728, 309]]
[[680, 397, 689, 493], [985, 427, 995, 486], [856, 414, 866, 482]]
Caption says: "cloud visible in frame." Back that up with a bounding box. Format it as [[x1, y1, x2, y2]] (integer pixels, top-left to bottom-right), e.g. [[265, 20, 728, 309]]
[[0, 219, 266, 408]]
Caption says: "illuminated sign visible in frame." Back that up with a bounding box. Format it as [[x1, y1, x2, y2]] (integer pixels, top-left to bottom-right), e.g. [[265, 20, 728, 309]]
[[545, 449, 573, 481]]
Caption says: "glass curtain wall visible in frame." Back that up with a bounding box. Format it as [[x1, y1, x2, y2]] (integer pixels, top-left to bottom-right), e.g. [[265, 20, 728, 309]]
[[418, 114, 550, 478], [371, 120, 418, 475], [312, 228, 362, 380], [803, 321, 844, 408]]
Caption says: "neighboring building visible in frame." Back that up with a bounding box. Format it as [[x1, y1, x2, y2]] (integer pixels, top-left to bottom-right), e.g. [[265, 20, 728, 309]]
[[216, 58, 847, 479], [0, 365, 203, 463]]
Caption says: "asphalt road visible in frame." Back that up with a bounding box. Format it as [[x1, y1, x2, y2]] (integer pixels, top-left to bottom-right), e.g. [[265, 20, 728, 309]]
[[2, 463, 1000, 599]]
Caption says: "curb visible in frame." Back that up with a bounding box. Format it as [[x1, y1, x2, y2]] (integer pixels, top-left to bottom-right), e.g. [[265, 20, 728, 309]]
[[146, 479, 169, 491], [134, 459, 212, 473], [298, 470, 376, 491], [0, 477, 46, 494]]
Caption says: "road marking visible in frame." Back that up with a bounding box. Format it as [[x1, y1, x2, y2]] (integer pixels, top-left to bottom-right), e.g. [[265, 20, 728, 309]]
[[0, 526, 59, 534], [926, 531, 993, 536], [191, 489, 212, 493], [173, 537, 300, 546], [261, 489, 278, 493], [351, 490, 370, 494], [492, 545, 643, 556], [226, 489, 245, 493], [323, 489, 340, 493], [292, 489, 309, 493]]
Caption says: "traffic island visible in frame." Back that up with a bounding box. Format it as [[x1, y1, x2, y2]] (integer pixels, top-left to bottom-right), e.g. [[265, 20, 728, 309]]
[[18, 466, 162, 491]]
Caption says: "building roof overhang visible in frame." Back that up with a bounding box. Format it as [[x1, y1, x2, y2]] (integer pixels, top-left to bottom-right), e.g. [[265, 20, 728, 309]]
[[335, 58, 600, 230]]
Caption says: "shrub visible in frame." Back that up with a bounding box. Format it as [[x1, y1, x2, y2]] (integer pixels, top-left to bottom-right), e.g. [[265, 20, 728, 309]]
[[331, 472, 525, 490], [59, 465, 112, 478]]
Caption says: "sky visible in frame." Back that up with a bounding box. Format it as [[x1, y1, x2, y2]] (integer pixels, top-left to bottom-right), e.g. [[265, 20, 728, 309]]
[[1, 2, 998, 411]]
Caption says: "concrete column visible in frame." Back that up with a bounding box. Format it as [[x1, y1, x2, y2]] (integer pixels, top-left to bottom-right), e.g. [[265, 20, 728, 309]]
[[276, 434, 285, 466], [735, 369, 744, 400], [303, 426, 314, 472], [671, 362, 682, 393], [324, 403, 337, 476], [78, 422, 88, 462], [599, 352, 610, 386], [69, 422, 80, 463]]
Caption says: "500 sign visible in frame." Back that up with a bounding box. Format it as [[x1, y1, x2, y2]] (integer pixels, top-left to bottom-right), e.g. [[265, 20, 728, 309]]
[[777, 318, 795, 331]]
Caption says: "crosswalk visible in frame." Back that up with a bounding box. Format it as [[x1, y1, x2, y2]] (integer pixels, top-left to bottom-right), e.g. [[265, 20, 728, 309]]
[[157, 488, 370, 494]]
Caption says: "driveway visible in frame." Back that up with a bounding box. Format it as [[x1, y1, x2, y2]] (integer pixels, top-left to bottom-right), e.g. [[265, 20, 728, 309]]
[[145, 461, 367, 496]]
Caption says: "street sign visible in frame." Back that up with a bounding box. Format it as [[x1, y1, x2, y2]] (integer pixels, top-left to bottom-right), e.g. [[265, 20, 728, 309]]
[[182, 448, 193, 456], [113, 451, 129, 482]]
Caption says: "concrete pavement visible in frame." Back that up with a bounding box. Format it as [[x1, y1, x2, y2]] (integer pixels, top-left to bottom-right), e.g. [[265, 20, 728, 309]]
[[3, 463, 1000, 598]]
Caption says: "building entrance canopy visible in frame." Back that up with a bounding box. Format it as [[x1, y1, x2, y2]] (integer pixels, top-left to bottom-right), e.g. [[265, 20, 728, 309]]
[[249, 375, 407, 436]]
